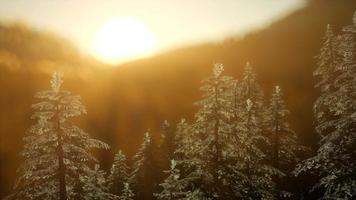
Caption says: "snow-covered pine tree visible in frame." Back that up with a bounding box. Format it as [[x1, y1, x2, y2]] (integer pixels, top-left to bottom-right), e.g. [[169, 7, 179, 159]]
[[313, 24, 340, 139], [172, 118, 206, 199], [314, 25, 338, 91], [71, 164, 116, 199], [174, 119, 201, 162], [231, 62, 278, 199], [295, 14, 356, 199], [108, 150, 130, 195], [173, 119, 189, 160], [5, 72, 116, 200], [119, 183, 135, 200], [267, 86, 305, 170], [129, 132, 158, 200], [192, 63, 235, 199], [155, 160, 188, 200], [266, 86, 306, 198]]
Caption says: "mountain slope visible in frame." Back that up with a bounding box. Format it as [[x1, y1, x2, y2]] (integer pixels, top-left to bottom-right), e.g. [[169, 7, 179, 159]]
[[104, 0, 356, 151]]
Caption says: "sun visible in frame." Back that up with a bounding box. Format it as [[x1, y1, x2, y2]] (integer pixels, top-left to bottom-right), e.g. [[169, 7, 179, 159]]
[[93, 17, 155, 64]]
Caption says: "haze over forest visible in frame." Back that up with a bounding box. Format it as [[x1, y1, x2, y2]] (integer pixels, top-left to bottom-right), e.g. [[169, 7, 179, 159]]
[[1, 0, 356, 199]]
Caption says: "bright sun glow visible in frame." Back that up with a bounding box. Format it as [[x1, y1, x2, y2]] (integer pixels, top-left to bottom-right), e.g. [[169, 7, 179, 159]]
[[94, 17, 155, 64]]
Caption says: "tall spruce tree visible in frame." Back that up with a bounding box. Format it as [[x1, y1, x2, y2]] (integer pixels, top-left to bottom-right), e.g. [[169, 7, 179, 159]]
[[266, 86, 306, 198], [267, 86, 305, 170], [129, 132, 158, 200], [155, 160, 188, 200], [232, 62, 278, 200], [174, 119, 198, 162], [313, 24, 340, 140], [71, 164, 114, 199], [119, 183, 135, 200], [295, 14, 356, 199], [5, 72, 116, 200], [192, 63, 235, 199], [108, 150, 130, 196], [173, 119, 205, 199]]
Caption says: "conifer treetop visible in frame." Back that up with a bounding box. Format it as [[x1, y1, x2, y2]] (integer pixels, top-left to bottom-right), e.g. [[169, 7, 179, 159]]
[[245, 61, 253, 74], [144, 132, 151, 143], [324, 24, 334, 42], [6, 72, 114, 200], [213, 63, 224, 77], [170, 159, 177, 170], [275, 85, 281, 94], [50, 72, 63, 93]]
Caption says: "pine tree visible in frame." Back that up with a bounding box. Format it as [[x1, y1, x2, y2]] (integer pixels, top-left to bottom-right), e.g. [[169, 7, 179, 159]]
[[5, 72, 116, 200], [313, 24, 339, 139], [174, 119, 199, 162], [71, 164, 116, 199], [267, 86, 305, 170], [108, 150, 130, 195], [155, 160, 188, 200], [173, 118, 206, 199], [192, 63, 235, 199], [295, 14, 356, 199], [119, 183, 135, 200], [173, 119, 189, 160], [266, 86, 306, 198], [129, 132, 158, 200], [231, 62, 278, 199]]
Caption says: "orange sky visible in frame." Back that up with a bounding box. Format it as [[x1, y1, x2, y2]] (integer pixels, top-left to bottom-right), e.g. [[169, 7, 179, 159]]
[[0, 0, 305, 62]]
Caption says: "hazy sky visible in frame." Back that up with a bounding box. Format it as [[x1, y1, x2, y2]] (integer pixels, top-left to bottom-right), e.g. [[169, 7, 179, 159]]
[[0, 0, 305, 58]]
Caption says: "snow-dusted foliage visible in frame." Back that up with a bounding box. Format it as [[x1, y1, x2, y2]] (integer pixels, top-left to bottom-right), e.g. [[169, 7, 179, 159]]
[[230, 62, 278, 199], [129, 132, 158, 200], [174, 119, 200, 162], [171, 118, 207, 199], [119, 183, 135, 200], [266, 86, 306, 170], [266, 86, 307, 198], [313, 24, 340, 138], [184, 189, 211, 200], [295, 14, 356, 199], [71, 165, 117, 200], [108, 150, 130, 195], [6, 72, 116, 200], [313, 24, 338, 92], [155, 63, 304, 200], [192, 63, 237, 198], [155, 160, 188, 200]]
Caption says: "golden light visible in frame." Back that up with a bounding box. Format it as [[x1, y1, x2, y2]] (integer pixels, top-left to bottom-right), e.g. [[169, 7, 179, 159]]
[[93, 17, 155, 64]]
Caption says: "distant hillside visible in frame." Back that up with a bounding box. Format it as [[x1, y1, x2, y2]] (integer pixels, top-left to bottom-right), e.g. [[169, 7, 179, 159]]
[[0, 23, 104, 74], [104, 0, 356, 152], [1, 0, 356, 198]]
